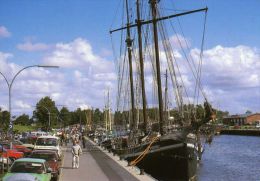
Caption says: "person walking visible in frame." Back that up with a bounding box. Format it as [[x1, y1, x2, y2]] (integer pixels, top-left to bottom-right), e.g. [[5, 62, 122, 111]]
[[82, 132, 87, 148], [71, 140, 82, 169]]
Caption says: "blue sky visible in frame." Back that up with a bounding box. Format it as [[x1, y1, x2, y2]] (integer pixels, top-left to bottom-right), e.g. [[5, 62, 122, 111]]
[[0, 0, 259, 115]]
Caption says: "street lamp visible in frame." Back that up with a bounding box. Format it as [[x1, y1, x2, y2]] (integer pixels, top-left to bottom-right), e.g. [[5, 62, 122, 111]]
[[0, 65, 59, 140]]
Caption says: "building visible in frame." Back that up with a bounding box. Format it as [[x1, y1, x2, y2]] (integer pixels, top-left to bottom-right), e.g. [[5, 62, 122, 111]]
[[223, 113, 260, 126]]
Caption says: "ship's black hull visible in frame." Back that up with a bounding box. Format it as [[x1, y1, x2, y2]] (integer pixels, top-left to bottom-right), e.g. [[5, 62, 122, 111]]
[[113, 134, 198, 181]]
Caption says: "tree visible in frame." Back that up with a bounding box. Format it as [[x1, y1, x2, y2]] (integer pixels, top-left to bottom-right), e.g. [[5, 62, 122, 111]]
[[93, 108, 103, 126], [33, 96, 58, 131], [0, 108, 10, 132], [245, 110, 252, 114], [59, 107, 71, 127], [14, 114, 30, 125]]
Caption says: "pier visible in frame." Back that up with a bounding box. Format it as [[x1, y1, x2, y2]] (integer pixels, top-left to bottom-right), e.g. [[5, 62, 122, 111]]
[[59, 139, 155, 181]]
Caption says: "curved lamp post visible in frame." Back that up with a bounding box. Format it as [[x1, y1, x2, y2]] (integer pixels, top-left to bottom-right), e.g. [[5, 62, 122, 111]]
[[0, 65, 59, 139]]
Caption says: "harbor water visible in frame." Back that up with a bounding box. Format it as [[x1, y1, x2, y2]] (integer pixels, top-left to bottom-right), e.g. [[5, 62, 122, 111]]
[[197, 135, 260, 181]]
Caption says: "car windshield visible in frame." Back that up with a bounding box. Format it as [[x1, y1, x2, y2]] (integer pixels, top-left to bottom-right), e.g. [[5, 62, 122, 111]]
[[30, 153, 56, 161], [10, 162, 45, 174], [13, 141, 23, 145], [36, 138, 58, 146], [20, 137, 37, 144]]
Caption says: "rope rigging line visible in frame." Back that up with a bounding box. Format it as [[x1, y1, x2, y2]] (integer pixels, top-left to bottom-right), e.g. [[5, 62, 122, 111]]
[[117, 47, 128, 111], [169, 2, 209, 106], [157, 17, 190, 120], [157, 4, 190, 112], [110, 0, 124, 30], [129, 136, 159, 166], [157, 17, 183, 111], [155, 2, 210, 122], [166, 6, 209, 117], [195, 10, 208, 105]]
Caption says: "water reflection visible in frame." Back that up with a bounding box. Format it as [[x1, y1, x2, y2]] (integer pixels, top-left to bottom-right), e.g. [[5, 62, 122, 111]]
[[198, 135, 260, 181]]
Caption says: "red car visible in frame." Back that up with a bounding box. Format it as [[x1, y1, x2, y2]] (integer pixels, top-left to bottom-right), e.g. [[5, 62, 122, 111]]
[[29, 150, 60, 180], [0, 141, 32, 157], [0, 145, 24, 161]]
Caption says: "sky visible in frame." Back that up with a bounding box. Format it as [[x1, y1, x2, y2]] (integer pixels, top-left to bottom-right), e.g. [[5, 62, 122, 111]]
[[0, 0, 259, 116]]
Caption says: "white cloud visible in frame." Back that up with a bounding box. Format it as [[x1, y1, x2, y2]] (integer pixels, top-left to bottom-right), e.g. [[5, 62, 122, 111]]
[[169, 34, 191, 49], [0, 26, 11, 38], [17, 41, 50, 52], [0, 51, 63, 114], [15, 100, 31, 109], [100, 48, 113, 57], [189, 45, 260, 113], [1, 36, 259, 116], [191, 45, 260, 88], [42, 38, 117, 110], [43, 39, 115, 83]]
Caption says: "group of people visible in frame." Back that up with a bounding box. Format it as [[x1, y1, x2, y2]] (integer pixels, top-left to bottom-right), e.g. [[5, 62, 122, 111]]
[[58, 127, 89, 169]]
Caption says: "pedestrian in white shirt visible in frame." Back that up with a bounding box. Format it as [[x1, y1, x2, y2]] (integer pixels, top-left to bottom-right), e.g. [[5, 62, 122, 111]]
[[72, 140, 82, 168]]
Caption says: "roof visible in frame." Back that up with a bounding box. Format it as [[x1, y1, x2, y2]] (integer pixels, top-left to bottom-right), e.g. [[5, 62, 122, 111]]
[[223, 113, 260, 119], [14, 158, 46, 163]]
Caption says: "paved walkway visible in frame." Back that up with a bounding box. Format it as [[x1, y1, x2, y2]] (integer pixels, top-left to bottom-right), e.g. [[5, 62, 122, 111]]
[[60, 140, 140, 181]]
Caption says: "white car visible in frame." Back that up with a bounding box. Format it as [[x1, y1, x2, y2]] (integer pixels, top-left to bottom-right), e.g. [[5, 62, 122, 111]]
[[34, 135, 62, 158]]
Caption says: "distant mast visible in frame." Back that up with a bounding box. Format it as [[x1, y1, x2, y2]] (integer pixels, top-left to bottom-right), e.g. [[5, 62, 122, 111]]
[[125, 0, 136, 131], [150, 0, 164, 135], [136, 0, 148, 134], [164, 69, 169, 121]]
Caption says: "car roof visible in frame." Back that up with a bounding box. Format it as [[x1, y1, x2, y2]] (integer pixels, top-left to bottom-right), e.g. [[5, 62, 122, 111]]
[[31, 150, 57, 154], [37, 135, 59, 139], [14, 158, 46, 163]]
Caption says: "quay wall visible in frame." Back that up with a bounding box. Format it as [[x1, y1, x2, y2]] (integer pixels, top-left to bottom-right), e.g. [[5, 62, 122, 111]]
[[220, 129, 260, 136]]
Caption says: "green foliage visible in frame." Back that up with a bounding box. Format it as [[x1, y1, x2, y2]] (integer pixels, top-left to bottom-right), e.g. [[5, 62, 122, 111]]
[[0, 108, 10, 132], [13, 124, 35, 133], [93, 108, 103, 126], [59, 106, 71, 127], [14, 114, 31, 125], [245, 110, 252, 114], [33, 96, 59, 131], [216, 110, 229, 122]]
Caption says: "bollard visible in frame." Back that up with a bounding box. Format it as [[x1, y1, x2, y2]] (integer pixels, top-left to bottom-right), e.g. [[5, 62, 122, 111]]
[[140, 169, 145, 175], [1, 146, 4, 174], [1, 156, 4, 174], [6, 155, 9, 171]]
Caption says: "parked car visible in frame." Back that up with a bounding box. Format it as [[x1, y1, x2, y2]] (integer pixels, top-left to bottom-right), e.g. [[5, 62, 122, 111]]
[[0, 157, 12, 171], [2, 158, 52, 181], [34, 136, 62, 158], [19, 136, 38, 150], [29, 150, 60, 180], [0, 141, 32, 156], [0, 145, 24, 161]]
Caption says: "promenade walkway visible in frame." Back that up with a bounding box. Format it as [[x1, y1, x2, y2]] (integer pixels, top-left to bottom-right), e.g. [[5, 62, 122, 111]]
[[60, 139, 154, 181]]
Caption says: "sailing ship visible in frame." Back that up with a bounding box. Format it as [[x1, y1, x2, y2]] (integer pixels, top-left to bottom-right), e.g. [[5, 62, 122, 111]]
[[108, 0, 215, 180]]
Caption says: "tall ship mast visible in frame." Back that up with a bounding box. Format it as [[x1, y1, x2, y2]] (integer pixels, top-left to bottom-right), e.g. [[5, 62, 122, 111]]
[[109, 1, 215, 180]]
